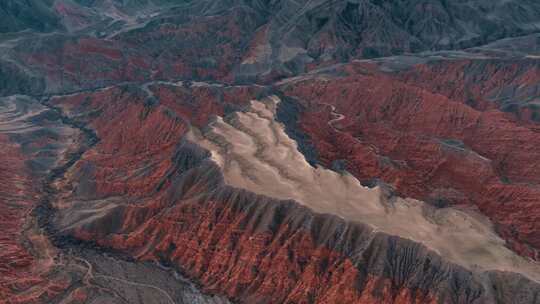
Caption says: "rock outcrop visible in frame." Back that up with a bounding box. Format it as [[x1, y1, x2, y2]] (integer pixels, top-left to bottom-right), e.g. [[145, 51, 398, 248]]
[[279, 59, 540, 260], [48, 90, 540, 303], [2, 1, 540, 303]]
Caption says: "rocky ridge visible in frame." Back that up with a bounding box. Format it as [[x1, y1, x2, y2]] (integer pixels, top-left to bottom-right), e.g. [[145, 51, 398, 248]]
[[1, 1, 540, 303]]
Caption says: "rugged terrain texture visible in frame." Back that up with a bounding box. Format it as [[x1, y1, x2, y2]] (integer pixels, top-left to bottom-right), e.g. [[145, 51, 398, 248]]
[[279, 56, 540, 261], [0, 95, 80, 302], [0, 92, 233, 303], [3, 0, 540, 96], [1, 1, 540, 304], [46, 88, 540, 303]]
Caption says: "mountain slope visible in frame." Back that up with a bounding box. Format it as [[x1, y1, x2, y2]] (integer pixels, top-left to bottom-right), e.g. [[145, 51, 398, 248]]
[[0, 0, 61, 33], [1, 1, 540, 304]]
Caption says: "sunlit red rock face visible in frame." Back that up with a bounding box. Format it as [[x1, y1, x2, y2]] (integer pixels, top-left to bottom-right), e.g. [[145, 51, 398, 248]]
[[51, 83, 267, 201], [47, 83, 259, 235], [279, 59, 540, 260], [3, 1, 540, 303], [46, 86, 540, 304], [51, 87, 437, 303], [0, 91, 229, 302]]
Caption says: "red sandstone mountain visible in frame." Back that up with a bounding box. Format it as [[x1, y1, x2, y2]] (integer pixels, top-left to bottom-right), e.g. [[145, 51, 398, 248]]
[[1, 1, 540, 304]]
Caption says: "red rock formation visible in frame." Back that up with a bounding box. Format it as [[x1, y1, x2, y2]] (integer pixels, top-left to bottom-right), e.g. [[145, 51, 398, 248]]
[[0, 129, 71, 303], [73, 191, 439, 304], [50, 86, 540, 304], [49, 87, 438, 303], [3, 2, 540, 303], [53, 86, 187, 200], [399, 59, 540, 125], [0, 133, 43, 302], [280, 63, 540, 260], [60, 147, 537, 304], [151, 83, 266, 128], [18, 7, 263, 94]]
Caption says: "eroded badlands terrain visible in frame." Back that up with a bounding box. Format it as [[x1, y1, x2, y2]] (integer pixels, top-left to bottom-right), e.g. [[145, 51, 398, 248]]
[[1, 1, 540, 304]]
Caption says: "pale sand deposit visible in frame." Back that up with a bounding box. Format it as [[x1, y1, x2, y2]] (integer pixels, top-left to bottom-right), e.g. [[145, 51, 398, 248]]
[[189, 95, 540, 282]]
